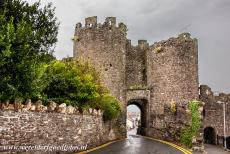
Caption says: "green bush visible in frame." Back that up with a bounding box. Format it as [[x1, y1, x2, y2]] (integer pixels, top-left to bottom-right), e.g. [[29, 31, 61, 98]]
[[100, 94, 122, 121], [180, 100, 201, 148], [38, 60, 103, 107]]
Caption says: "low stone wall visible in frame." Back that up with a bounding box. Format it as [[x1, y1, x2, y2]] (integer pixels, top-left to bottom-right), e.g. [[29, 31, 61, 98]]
[[0, 100, 121, 153]]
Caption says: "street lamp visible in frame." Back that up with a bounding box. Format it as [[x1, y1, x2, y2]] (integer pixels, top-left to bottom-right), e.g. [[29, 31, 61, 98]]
[[217, 101, 227, 149]]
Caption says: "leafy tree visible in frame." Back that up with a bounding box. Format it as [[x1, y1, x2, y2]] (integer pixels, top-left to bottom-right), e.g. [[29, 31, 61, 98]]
[[40, 61, 102, 107], [0, 0, 59, 55], [0, 0, 59, 101]]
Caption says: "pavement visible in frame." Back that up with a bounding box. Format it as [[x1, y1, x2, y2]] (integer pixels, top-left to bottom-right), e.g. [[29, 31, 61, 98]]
[[204, 144, 229, 154], [87, 129, 185, 154]]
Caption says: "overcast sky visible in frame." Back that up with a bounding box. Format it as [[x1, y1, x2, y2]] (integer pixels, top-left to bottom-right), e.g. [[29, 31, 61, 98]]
[[27, 0, 230, 93]]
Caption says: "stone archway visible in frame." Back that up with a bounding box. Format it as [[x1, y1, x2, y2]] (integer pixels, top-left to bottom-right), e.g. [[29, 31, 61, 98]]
[[204, 127, 216, 144], [125, 90, 150, 136], [127, 99, 148, 135]]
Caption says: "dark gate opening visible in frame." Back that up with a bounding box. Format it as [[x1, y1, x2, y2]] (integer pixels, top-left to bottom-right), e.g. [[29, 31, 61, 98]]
[[227, 136, 230, 149], [204, 127, 216, 144]]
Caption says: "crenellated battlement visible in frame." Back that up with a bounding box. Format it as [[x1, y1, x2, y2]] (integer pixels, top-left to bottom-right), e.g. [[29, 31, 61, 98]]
[[105, 17, 116, 27], [74, 16, 127, 35], [85, 16, 97, 27], [138, 40, 149, 50]]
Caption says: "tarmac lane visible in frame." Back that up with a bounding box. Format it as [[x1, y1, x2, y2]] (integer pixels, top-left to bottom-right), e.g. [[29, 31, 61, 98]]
[[87, 134, 185, 154]]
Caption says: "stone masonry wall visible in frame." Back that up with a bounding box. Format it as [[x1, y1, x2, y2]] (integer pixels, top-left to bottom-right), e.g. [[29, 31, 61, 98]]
[[0, 100, 120, 153], [73, 16, 127, 105], [200, 85, 230, 137], [147, 33, 199, 114], [126, 40, 148, 88], [145, 33, 199, 139]]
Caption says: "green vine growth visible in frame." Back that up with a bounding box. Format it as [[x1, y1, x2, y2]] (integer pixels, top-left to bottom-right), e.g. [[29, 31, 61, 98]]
[[154, 46, 163, 53], [170, 100, 177, 113], [129, 85, 148, 90], [180, 100, 201, 148]]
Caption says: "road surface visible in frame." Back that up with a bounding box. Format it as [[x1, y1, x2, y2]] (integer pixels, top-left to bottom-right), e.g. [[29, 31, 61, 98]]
[[87, 130, 184, 154], [204, 144, 229, 154]]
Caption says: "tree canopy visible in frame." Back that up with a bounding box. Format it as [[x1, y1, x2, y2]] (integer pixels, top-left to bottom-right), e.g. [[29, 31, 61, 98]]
[[0, 0, 59, 55], [0, 0, 59, 101]]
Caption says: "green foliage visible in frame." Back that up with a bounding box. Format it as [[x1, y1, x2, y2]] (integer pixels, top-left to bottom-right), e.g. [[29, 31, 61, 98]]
[[154, 46, 163, 53], [0, 0, 58, 101], [180, 100, 201, 148], [170, 100, 177, 113], [38, 61, 101, 107], [0, 0, 59, 54], [0, 0, 121, 121], [37, 60, 121, 120], [99, 94, 122, 121], [129, 85, 148, 90], [68, 60, 109, 95]]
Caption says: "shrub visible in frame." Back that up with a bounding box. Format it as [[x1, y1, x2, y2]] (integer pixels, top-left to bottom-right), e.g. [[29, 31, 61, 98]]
[[180, 100, 201, 148], [39, 60, 102, 107], [100, 94, 122, 121]]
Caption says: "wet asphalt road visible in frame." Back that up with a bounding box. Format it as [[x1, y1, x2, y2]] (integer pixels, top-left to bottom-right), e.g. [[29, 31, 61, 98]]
[[204, 144, 229, 154], [87, 134, 184, 154]]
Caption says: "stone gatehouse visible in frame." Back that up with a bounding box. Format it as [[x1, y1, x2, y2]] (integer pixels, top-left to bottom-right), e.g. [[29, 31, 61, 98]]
[[72, 16, 199, 142]]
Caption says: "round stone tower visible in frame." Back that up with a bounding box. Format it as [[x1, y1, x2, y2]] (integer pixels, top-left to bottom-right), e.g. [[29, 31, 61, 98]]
[[146, 33, 199, 138]]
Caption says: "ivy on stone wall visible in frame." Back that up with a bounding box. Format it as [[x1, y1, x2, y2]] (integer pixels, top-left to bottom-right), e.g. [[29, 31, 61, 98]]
[[154, 46, 163, 54], [180, 100, 201, 148], [128, 85, 148, 90], [170, 100, 177, 113]]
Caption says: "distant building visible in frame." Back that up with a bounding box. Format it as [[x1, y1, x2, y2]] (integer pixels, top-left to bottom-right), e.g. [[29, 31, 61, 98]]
[[126, 119, 134, 130]]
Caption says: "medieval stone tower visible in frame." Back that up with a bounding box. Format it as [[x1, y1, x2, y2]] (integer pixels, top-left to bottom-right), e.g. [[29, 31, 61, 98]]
[[73, 16, 199, 140]]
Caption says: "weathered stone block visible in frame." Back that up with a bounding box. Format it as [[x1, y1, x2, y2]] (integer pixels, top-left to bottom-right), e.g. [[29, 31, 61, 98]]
[[30, 105, 36, 111], [35, 100, 43, 112], [56, 103, 66, 113], [14, 99, 23, 111], [66, 105, 75, 114], [47, 101, 57, 112], [24, 99, 32, 110]]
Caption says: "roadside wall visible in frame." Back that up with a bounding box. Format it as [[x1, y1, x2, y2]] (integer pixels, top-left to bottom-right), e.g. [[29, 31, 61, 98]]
[[0, 101, 120, 153]]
